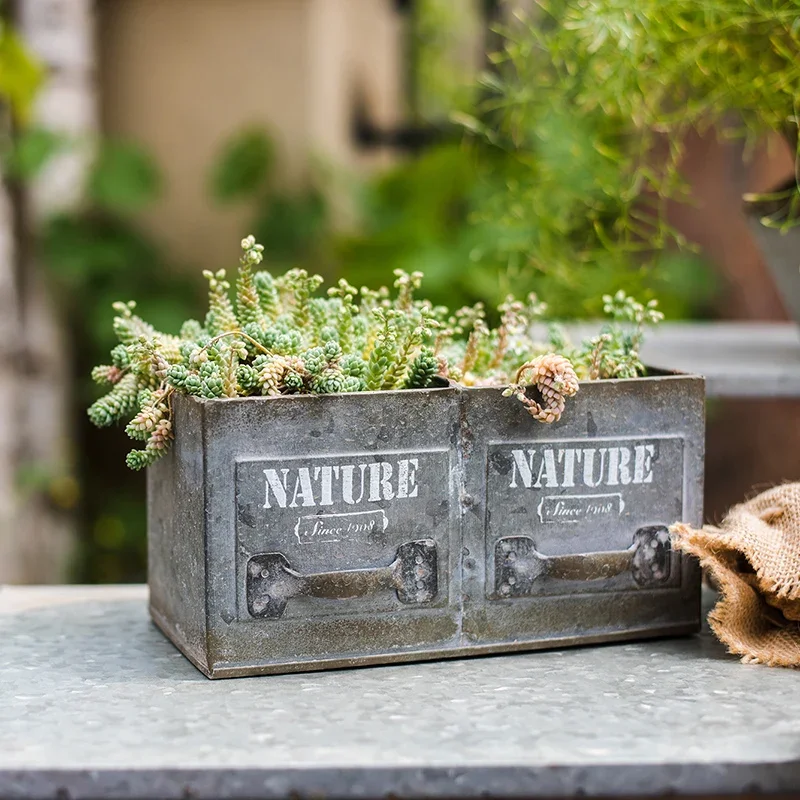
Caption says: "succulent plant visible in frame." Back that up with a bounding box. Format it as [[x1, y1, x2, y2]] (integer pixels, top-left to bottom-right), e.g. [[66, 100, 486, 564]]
[[88, 236, 662, 468]]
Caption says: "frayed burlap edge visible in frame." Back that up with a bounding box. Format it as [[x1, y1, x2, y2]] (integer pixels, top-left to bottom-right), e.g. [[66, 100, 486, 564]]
[[720, 484, 800, 601], [671, 483, 800, 668]]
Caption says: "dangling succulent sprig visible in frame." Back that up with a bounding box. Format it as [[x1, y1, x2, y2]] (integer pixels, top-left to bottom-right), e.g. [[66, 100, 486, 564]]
[[91, 363, 124, 387], [88, 372, 140, 428], [126, 388, 169, 441], [126, 414, 174, 470], [502, 354, 580, 424]]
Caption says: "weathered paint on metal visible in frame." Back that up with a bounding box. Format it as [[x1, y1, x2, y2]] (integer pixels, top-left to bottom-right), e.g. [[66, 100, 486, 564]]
[[148, 372, 704, 678]]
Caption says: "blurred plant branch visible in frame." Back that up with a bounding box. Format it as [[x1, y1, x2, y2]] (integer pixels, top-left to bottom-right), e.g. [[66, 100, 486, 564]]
[[472, 0, 800, 244]]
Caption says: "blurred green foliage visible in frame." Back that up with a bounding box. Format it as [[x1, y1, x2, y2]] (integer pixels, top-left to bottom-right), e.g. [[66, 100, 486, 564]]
[[214, 129, 330, 269], [333, 140, 715, 321], [87, 140, 162, 213], [16, 1, 737, 582], [476, 0, 800, 244], [413, 0, 481, 122], [532, 0, 800, 145], [3, 126, 65, 177], [38, 141, 201, 581], [208, 128, 715, 322]]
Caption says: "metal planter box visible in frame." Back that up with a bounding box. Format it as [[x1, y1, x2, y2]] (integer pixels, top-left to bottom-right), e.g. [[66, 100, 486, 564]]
[[148, 373, 704, 678]]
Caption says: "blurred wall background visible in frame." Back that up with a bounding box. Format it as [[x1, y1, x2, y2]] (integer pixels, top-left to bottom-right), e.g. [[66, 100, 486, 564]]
[[97, 0, 410, 268]]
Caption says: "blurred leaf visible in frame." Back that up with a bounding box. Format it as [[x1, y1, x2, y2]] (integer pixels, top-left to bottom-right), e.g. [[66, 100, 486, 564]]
[[0, 23, 44, 122], [449, 111, 487, 136], [414, 0, 479, 121], [210, 128, 274, 203], [41, 213, 161, 285], [88, 141, 162, 213], [253, 188, 327, 264], [4, 127, 68, 179]]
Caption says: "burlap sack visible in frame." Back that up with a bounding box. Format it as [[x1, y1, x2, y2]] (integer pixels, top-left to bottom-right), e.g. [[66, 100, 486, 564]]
[[671, 483, 800, 668]]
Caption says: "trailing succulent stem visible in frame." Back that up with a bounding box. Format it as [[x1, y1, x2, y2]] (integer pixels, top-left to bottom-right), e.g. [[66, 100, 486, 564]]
[[88, 236, 663, 469]]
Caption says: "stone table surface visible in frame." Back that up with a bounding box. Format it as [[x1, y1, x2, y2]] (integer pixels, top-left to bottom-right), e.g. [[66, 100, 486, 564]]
[[1, 585, 799, 800], [550, 321, 800, 398]]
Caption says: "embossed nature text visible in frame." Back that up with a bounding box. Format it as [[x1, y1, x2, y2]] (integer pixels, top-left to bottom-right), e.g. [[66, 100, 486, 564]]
[[508, 444, 657, 490], [263, 458, 420, 509]]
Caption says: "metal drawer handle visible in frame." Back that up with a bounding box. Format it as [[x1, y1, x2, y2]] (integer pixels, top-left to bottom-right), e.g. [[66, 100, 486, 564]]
[[494, 525, 671, 598], [247, 539, 438, 619]]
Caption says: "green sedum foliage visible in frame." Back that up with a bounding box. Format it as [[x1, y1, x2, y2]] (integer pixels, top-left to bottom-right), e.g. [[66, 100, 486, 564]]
[[88, 236, 664, 470]]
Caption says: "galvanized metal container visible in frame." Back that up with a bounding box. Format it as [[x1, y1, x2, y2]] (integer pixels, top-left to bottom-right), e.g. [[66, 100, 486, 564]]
[[148, 372, 704, 678]]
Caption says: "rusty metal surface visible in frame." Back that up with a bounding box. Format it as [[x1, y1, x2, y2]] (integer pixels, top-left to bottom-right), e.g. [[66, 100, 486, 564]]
[[493, 525, 671, 597], [245, 538, 438, 618], [148, 373, 704, 678]]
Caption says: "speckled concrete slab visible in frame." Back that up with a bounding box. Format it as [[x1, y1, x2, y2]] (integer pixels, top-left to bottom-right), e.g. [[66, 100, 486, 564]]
[[1, 585, 798, 799]]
